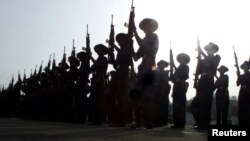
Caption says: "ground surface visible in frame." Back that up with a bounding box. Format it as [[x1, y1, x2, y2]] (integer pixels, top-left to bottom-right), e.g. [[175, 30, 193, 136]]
[[0, 118, 207, 141]]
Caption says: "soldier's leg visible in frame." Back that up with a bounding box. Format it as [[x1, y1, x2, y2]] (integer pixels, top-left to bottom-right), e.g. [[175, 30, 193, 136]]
[[216, 97, 222, 125], [222, 98, 229, 125]]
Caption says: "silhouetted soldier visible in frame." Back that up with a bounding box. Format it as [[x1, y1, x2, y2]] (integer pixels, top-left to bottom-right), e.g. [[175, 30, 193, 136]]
[[68, 41, 80, 81], [154, 60, 171, 126], [89, 44, 109, 125], [114, 33, 134, 126], [237, 61, 250, 125], [131, 18, 159, 129], [170, 53, 190, 129], [105, 70, 118, 125], [192, 42, 221, 129], [215, 65, 229, 125], [71, 51, 90, 123], [58, 48, 70, 121]]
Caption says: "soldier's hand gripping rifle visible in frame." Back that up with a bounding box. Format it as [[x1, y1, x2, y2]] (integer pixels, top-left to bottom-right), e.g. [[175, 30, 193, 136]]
[[107, 15, 115, 64], [193, 36, 201, 88], [233, 46, 240, 77]]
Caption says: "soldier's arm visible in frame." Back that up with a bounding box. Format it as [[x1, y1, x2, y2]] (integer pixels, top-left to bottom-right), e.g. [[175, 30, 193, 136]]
[[90, 56, 96, 63], [198, 47, 207, 58], [133, 29, 143, 47], [236, 75, 241, 86]]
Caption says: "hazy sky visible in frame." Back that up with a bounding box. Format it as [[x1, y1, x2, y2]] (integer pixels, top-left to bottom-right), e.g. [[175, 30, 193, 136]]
[[1, 0, 250, 99]]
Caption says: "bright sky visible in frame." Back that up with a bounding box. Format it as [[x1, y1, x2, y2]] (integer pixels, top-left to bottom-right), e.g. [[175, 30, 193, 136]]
[[1, 0, 250, 100]]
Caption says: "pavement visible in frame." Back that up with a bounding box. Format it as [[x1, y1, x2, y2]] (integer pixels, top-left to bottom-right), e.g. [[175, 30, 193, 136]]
[[0, 118, 207, 141]]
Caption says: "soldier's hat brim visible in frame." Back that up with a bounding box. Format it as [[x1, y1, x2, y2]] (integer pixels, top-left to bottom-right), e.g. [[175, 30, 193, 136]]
[[68, 56, 80, 64], [116, 33, 130, 43], [177, 53, 190, 64], [204, 42, 219, 53], [157, 60, 169, 68], [218, 65, 228, 73], [139, 18, 158, 33], [77, 51, 88, 60], [94, 44, 109, 55], [240, 61, 250, 69], [59, 62, 69, 69]]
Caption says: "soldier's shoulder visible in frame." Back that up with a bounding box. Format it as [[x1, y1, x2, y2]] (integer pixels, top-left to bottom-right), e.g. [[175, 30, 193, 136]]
[[215, 54, 221, 60]]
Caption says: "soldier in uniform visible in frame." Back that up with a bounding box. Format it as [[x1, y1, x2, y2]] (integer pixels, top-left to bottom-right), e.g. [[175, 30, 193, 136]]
[[237, 61, 250, 125], [214, 65, 229, 125], [89, 44, 109, 125], [171, 53, 190, 129], [192, 42, 221, 129], [108, 33, 134, 127], [154, 60, 171, 127], [131, 18, 159, 129], [73, 51, 91, 123]]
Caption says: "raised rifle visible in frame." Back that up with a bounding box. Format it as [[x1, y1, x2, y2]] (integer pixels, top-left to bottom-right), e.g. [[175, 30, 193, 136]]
[[52, 53, 56, 71], [23, 69, 26, 81], [34, 65, 37, 76], [107, 15, 115, 64], [9, 74, 14, 88], [127, 0, 135, 39], [60, 46, 69, 71], [85, 25, 92, 59], [193, 36, 201, 88], [45, 54, 52, 71], [62, 46, 66, 63], [18, 69, 22, 82], [233, 46, 240, 77], [169, 41, 174, 78], [127, 0, 136, 79], [38, 60, 43, 75], [71, 39, 76, 57]]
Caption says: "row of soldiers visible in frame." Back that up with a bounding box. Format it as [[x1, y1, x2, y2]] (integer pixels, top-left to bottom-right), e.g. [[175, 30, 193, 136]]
[[1, 2, 250, 129]]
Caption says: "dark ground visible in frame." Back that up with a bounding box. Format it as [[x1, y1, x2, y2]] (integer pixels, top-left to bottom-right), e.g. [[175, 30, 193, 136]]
[[0, 118, 207, 141]]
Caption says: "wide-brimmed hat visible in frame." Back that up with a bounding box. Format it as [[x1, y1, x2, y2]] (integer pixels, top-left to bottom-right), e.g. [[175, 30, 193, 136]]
[[157, 60, 169, 68], [204, 42, 219, 53], [59, 62, 69, 70], [94, 44, 109, 55], [177, 53, 190, 64], [116, 33, 130, 43], [240, 61, 250, 69], [139, 18, 158, 33], [218, 65, 228, 73], [77, 51, 88, 61], [68, 55, 80, 64]]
